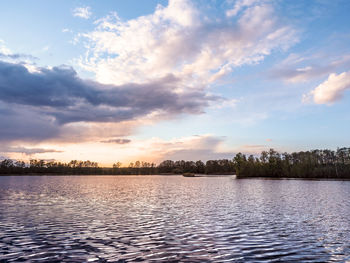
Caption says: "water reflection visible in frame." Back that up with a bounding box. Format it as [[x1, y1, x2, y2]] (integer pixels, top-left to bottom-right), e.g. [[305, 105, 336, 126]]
[[0, 176, 349, 262]]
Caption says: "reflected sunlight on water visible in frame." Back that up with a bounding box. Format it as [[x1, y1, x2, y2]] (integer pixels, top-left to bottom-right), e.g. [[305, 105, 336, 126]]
[[0, 176, 349, 262]]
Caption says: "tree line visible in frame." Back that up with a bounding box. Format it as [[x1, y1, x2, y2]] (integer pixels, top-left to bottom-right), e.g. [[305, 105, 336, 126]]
[[234, 148, 350, 179], [1, 148, 350, 178]]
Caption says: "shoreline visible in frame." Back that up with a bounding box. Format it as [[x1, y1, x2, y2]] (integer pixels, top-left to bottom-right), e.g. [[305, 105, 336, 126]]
[[236, 176, 350, 181], [1, 174, 350, 181]]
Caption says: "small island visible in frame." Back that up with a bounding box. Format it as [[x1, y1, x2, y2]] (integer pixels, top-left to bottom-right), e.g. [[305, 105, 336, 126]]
[[183, 173, 196, 177]]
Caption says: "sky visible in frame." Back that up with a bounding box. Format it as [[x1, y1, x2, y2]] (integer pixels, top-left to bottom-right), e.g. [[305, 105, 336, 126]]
[[0, 0, 350, 166]]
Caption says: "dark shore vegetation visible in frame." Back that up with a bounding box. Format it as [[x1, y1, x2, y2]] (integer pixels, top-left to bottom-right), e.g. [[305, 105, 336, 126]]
[[234, 148, 350, 179], [1, 148, 350, 179]]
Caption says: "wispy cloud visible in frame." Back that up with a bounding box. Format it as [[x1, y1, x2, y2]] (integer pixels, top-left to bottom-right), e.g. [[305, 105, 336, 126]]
[[0, 39, 11, 55], [62, 28, 72, 33], [269, 53, 350, 83], [0, 52, 37, 60], [73, 6, 92, 19], [0, 40, 37, 61], [226, 0, 263, 17], [100, 138, 131, 144], [303, 71, 350, 104], [1, 146, 62, 155]]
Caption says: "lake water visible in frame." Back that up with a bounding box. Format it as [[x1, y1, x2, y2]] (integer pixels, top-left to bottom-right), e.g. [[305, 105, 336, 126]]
[[0, 176, 349, 262]]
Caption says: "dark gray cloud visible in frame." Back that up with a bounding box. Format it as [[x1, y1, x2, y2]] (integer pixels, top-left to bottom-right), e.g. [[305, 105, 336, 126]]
[[100, 138, 131, 144], [1, 146, 62, 155], [0, 102, 59, 141], [0, 60, 217, 141], [0, 52, 37, 60]]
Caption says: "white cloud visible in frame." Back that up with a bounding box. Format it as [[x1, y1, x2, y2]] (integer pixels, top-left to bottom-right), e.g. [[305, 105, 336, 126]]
[[73, 6, 92, 19], [304, 71, 350, 104], [270, 53, 350, 83], [62, 28, 73, 33], [78, 0, 297, 88], [213, 98, 239, 109], [0, 39, 11, 55], [226, 0, 262, 17]]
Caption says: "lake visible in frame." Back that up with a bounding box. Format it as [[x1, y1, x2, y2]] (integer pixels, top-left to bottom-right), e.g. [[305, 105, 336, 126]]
[[0, 175, 349, 262]]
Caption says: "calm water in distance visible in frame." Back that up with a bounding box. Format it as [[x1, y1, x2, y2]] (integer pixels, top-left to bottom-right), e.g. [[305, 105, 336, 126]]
[[0, 175, 349, 262]]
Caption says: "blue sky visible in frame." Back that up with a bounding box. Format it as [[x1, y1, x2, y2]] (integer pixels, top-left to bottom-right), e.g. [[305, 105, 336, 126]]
[[0, 0, 350, 165]]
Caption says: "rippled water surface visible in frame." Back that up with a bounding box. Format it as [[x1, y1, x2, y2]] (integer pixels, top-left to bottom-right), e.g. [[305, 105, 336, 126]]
[[0, 176, 349, 262]]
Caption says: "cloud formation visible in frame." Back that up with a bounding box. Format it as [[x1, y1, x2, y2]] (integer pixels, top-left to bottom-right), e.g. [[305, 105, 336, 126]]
[[0, 52, 37, 60], [269, 53, 350, 83], [79, 0, 297, 86], [0, 40, 37, 61], [0, 39, 11, 55], [226, 0, 263, 17], [0, 101, 59, 141], [0, 60, 216, 141], [73, 6, 92, 19], [1, 146, 62, 155], [0, 0, 300, 154], [304, 71, 350, 104], [100, 138, 131, 144]]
